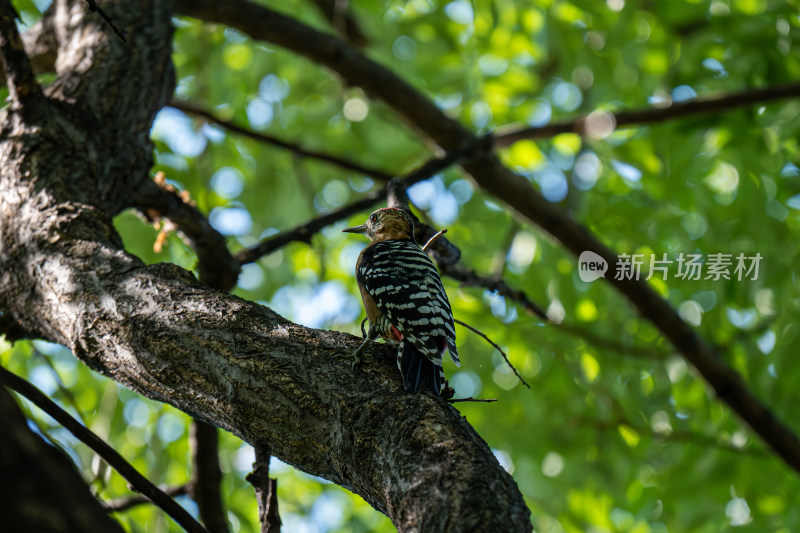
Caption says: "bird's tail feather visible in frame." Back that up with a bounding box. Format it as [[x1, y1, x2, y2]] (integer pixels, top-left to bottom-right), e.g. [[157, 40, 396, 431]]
[[398, 341, 444, 396]]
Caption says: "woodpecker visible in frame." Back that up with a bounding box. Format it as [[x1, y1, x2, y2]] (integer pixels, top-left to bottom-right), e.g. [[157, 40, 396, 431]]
[[342, 207, 460, 396]]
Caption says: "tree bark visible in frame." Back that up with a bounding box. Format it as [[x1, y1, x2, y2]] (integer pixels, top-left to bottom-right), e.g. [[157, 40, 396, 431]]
[[0, 1, 532, 531]]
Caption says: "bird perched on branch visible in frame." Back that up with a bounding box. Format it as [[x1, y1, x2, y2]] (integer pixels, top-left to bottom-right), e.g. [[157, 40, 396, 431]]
[[342, 207, 460, 396]]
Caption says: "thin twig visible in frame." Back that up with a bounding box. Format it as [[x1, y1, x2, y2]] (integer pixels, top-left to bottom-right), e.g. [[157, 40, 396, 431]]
[[170, 100, 393, 181], [84, 0, 127, 42], [235, 138, 489, 265], [453, 318, 530, 390], [422, 229, 447, 252], [0, 366, 210, 533], [447, 397, 498, 404], [103, 484, 189, 512], [440, 263, 548, 321], [494, 81, 800, 147], [235, 188, 384, 264]]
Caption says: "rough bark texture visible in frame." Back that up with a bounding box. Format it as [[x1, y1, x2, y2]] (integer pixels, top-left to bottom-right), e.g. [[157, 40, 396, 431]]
[[0, 1, 531, 531]]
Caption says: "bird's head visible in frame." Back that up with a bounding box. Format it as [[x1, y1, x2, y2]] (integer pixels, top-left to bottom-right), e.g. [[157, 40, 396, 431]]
[[342, 207, 416, 243]]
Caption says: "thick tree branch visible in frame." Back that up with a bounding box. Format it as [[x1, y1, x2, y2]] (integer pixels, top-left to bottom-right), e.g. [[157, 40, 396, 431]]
[[173, 0, 800, 475], [0, 4, 57, 89], [2, 238, 531, 530], [0, 386, 126, 533], [170, 99, 393, 181], [0, 367, 209, 533], [174, 0, 468, 149], [0, 0, 43, 104], [183, 183, 239, 533], [134, 177, 241, 291]]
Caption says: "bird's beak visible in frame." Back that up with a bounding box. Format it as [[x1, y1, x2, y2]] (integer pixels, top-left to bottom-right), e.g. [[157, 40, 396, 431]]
[[342, 223, 367, 234]]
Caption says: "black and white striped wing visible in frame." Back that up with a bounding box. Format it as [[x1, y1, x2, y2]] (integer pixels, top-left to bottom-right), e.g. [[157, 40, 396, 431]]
[[357, 239, 459, 366]]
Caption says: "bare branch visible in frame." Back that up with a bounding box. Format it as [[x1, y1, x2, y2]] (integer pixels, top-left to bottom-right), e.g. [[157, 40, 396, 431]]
[[170, 100, 393, 181], [235, 139, 485, 265], [0, 366, 210, 533], [422, 229, 447, 252], [0, 0, 42, 103], [454, 318, 530, 389], [494, 81, 800, 147], [308, 0, 368, 47], [191, 421, 230, 533], [447, 397, 498, 404], [32, 350, 89, 424], [173, 0, 473, 149], [235, 188, 383, 264], [440, 263, 548, 321], [103, 485, 189, 513], [133, 175, 241, 291], [246, 444, 282, 533]]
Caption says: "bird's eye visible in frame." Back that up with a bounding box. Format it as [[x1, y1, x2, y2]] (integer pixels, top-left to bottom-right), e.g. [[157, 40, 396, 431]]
[[369, 214, 378, 223]]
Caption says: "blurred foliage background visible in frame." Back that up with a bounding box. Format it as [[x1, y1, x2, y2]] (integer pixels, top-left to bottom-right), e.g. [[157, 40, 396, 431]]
[[4, 0, 800, 531]]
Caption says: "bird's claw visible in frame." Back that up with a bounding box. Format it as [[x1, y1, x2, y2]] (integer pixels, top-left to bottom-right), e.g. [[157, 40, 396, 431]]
[[340, 336, 370, 372]]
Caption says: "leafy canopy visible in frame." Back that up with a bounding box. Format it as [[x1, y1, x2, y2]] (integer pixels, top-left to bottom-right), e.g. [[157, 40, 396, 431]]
[[4, 0, 800, 531]]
